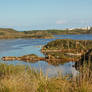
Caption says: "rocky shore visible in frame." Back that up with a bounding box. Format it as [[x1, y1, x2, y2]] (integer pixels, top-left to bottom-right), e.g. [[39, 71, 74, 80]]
[[1, 54, 45, 62]]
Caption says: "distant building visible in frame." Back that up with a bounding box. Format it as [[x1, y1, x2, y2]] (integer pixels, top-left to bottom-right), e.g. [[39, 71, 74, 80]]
[[68, 26, 91, 31], [81, 26, 91, 30]]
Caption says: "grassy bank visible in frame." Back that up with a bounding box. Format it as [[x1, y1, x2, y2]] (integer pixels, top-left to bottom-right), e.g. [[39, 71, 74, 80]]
[[0, 63, 91, 92]]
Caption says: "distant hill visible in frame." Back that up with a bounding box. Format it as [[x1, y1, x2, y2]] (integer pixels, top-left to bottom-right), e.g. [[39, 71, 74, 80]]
[[0, 28, 54, 39], [25, 27, 92, 35], [0, 28, 17, 35]]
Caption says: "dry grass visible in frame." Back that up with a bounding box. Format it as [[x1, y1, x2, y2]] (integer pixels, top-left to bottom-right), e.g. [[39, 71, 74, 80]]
[[0, 63, 91, 92]]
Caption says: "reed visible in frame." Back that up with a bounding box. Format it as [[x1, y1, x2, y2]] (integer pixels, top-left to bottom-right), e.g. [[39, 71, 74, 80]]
[[0, 63, 91, 92]]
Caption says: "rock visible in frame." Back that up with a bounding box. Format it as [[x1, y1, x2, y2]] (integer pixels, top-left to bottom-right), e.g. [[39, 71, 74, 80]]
[[75, 49, 92, 70]]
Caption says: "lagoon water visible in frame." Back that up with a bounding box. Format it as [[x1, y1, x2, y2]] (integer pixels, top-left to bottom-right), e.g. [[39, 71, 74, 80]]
[[0, 34, 92, 77]]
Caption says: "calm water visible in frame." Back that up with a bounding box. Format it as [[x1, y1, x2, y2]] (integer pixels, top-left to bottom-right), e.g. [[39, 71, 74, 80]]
[[0, 34, 92, 77]]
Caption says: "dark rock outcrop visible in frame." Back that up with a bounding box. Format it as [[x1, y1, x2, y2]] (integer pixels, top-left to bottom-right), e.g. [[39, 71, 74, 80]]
[[74, 49, 92, 70]]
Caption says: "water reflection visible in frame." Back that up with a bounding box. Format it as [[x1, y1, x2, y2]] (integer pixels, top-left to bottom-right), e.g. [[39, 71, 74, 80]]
[[1, 34, 92, 76]]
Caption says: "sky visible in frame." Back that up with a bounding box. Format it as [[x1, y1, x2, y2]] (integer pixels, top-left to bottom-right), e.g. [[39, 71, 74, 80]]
[[0, 0, 92, 31]]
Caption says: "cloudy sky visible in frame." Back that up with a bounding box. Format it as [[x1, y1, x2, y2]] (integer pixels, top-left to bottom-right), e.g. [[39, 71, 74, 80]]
[[0, 0, 92, 30]]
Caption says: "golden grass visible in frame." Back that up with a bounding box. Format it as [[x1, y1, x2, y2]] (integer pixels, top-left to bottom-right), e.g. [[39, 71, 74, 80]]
[[0, 63, 91, 92]]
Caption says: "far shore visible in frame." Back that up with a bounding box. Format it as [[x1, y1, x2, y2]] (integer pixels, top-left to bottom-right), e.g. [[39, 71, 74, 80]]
[[0, 27, 92, 39]]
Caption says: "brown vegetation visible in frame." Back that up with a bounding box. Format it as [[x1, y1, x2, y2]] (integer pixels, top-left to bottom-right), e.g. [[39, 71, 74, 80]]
[[0, 63, 91, 92]]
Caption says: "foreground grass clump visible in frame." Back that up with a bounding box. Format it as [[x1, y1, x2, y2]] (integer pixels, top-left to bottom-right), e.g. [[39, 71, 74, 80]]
[[0, 63, 92, 92]]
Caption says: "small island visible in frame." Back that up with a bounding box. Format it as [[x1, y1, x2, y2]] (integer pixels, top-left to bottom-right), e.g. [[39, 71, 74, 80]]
[[42, 39, 92, 62]]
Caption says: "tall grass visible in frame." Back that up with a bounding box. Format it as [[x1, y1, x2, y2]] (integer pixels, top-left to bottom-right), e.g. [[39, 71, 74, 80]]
[[0, 63, 91, 92]]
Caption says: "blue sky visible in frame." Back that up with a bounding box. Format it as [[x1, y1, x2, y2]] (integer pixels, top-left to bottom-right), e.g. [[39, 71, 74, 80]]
[[0, 0, 92, 30]]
